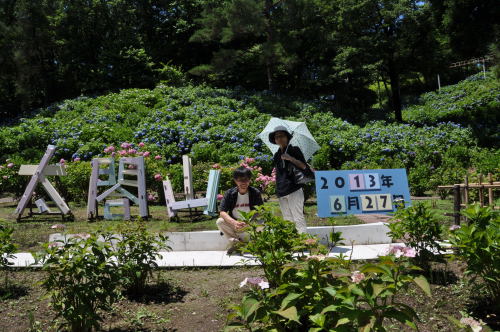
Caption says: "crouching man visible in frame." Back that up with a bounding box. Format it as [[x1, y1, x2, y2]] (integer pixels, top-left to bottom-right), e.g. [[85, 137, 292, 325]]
[[217, 166, 263, 254]]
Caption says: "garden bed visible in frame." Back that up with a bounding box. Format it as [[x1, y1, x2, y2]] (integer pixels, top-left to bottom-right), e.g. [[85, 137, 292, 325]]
[[0, 261, 497, 331]]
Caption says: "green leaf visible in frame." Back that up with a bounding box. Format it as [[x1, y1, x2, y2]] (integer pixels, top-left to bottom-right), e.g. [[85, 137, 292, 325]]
[[413, 275, 431, 297], [360, 264, 387, 274], [384, 309, 417, 329], [371, 282, 385, 298], [241, 298, 260, 320], [273, 306, 300, 323], [321, 305, 339, 314], [335, 317, 350, 327], [323, 286, 337, 297], [309, 313, 325, 327], [281, 293, 302, 309]]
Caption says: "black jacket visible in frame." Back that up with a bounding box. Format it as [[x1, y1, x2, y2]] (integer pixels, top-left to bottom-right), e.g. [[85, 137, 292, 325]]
[[219, 186, 264, 219], [273, 145, 308, 197]]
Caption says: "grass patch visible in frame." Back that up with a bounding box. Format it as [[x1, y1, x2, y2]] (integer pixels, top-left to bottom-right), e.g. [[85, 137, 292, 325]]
[[0, 198, 457, 252]]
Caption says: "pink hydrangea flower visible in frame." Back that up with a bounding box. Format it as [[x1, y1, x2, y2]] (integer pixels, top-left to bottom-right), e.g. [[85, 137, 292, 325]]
[[143, 151, 150, 157], [138, 142, 145, 147], [154, 174, 163, 181], [121, 142, 130, 149], [111, 152, 116, 157], [128, 148, 137, 155], [2, 175, 8, 179], [0, 165, 3, 169], [154, 155, 162, 160], [403, 247, 416, 258], [388, 245, 416, 258], [118, 150, 127, 156], [7, 163, 14, 168], [108, 146, 115, 152], [240, 277, 269, 290], [128, 164, 137, 169], [351, 271, 366, 283], [147, 194, 156, 201], [73, 157, 81, 162], [217, 194, 224, 201], [212, 163, 220, 169], [460, 317, 483, 332], [59, 159, 65, 164]]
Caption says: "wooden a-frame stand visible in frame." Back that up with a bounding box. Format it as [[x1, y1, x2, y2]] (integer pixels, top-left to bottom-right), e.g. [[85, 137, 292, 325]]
[[14, 145, 72, 222]]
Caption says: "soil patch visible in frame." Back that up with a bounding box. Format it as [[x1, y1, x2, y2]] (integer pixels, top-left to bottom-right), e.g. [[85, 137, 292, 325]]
[[0, 261, 498, 331]]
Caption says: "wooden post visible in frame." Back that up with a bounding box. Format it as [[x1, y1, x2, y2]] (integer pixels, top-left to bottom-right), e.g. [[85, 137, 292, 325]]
[[87, 159, 100, 219], [182, 155, 194, 200], [464, 175, 469, 205], [453, 185, 461, 225], [162, 178, 177, 218], [488, 173, 494, 206], [478, 174, 484, 206]]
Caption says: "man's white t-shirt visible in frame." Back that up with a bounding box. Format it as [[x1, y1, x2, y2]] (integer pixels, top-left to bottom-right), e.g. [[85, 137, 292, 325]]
[[232, 192, 250, 220]]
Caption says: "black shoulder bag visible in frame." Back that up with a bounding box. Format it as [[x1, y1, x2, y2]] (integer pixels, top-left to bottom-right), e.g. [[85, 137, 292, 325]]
[[288, 163, 315, 185]]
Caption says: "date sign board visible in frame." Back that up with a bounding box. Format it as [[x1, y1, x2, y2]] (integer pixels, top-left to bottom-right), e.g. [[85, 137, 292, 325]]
[[315, 169, 411, 217]]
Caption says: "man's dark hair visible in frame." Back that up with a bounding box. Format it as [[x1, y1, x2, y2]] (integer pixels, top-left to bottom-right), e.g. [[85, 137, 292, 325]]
[[233, 166, 252, 180]]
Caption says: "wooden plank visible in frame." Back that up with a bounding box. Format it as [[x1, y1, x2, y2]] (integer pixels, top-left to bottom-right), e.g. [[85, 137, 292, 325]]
[[87, 159, 100, 219], [182, 155, 194, 200], [120, 157, 140, 165], [453, 185, 461, 225], [171, 198, 208, 210], [438, 184, 500, 189], [135, 156, 148, 218], [119, 179, 139, 187], [39, 175, 70, 214], [15, 145, 56, 218], [162, 179, 177, 217], [122, 169, 138, 176], [96, 183, 121, 202], [204, 170, 220, 216], [95, 158, 113, 163], [123, 198, 131, 220], [117, 187, 140, 205], [488, 173, 494, 206], [19, 164, 67, 176]]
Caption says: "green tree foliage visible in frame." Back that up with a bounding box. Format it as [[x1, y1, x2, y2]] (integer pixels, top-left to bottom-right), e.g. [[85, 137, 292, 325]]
[[0, 0, 497, 121]]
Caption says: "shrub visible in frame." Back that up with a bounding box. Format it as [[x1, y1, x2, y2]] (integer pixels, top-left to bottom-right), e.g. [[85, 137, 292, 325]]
[[114, 221, 170, 297], [239, 206, 312, 287], [0, 225, 17, 288], [449, 204, 500, 303], [0, 157, 29, 197], [57, 160, 92, 203], [388, 202, 443, 269], [0, 76, 493, 199], [37, 232, 122, 332], [229, 245, 431, 331]]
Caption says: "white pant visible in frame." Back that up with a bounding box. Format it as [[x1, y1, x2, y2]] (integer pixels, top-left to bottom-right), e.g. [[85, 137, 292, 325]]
[[279, 188, 307, 233]]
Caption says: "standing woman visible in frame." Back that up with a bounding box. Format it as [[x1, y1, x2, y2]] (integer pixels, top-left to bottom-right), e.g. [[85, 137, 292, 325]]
[[269, 126, 310, 233]]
